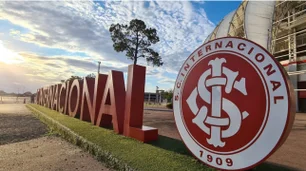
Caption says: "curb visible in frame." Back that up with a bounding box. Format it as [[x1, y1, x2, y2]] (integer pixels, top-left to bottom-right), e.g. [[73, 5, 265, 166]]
[[144, 108, 173, 112], [27, 105, 135, 171]]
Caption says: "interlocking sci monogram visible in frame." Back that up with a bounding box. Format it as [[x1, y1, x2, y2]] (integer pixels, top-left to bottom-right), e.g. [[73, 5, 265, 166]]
[[173, 37, 295, 170], [187, 57, 249, 148]]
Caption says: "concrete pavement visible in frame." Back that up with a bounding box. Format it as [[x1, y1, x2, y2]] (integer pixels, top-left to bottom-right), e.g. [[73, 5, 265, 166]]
[[0, 104, 110, 171]]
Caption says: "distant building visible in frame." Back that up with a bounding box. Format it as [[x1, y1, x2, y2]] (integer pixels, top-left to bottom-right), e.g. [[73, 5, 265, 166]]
[[144, 92, 166, 104]]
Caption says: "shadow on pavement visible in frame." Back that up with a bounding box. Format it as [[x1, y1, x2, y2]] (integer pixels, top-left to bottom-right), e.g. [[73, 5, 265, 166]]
[[0, 114, 48, 145], [149, 135, 191, 156], [149, 134, 300, 171]]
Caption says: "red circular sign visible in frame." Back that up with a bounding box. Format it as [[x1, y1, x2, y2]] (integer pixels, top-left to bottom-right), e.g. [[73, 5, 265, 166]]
[[173, 37, 295, 170], [181, 52, 268, 154]]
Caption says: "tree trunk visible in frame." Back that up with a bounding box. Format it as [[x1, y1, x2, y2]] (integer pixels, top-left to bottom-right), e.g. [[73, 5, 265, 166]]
[[134, 31, 139, 65], [134, 57, 137, 65]]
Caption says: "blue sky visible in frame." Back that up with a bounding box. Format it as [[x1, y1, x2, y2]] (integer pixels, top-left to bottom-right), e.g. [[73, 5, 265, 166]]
[[204, 1, 241, 24], [0, 1, 241, 93]]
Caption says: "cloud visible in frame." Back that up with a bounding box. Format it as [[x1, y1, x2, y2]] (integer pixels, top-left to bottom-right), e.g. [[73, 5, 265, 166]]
[[0, 1, 214, 67], [0, 52, 131, 93], [21, 52, 127, 76], [0, 1, 215, 92], [9, 29, 20, 36]]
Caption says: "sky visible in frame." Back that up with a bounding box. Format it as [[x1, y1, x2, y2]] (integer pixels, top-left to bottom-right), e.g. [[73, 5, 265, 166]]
[[0, 1, 241, 93]]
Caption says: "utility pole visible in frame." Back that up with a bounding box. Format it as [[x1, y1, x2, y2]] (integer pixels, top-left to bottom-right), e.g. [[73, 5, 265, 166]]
[[16, 87, 19, 103], [156, 86, 159, 104], [97, 61, 101, 74]]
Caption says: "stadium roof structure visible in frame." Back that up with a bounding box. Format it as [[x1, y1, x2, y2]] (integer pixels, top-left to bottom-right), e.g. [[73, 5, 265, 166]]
[[204, 0, 306, 111], [205, 1, 306, 73]]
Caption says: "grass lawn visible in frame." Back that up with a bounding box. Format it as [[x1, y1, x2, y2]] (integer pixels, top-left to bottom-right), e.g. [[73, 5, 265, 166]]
[[27, 104, 292, 171]]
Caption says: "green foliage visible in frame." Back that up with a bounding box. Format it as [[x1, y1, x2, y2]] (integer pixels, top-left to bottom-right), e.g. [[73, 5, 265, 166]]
[[0, 90, 33, 97], [86, 73, 96, 78], [0, 90, 5, 96], [66, 75, 82, 82], [61, 74, 94, 84], [23, 91, 33, 96], [163, 89, 173, 102], [109, 19, 163, 66], [166, 102, 173, 109]]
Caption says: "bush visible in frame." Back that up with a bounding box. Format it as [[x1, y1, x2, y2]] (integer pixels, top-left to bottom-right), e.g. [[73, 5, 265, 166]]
[[166, 102, 173, 109]]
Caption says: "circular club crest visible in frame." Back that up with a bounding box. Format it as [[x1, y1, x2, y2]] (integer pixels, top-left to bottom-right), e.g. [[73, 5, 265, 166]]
[[173, 37, 295, 170]]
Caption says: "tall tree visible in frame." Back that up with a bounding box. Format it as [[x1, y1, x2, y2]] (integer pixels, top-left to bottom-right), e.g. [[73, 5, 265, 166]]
[[86, 73, 96, 78], [66, 75, 82, 82], [109, 19, 163, 66], [163, 89, 173, 101]]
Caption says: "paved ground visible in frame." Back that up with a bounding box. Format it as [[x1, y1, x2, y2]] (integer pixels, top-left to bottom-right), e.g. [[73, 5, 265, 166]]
[[0, 104, 109, 171], [144, 109, 179, 139], [144, 108, 173, 112], [0, 104, 48, 145], [1, 103, 304, 170], [0, 136, 109, 171], [143, 110, 306, 170], [268, 113, 306, 170]]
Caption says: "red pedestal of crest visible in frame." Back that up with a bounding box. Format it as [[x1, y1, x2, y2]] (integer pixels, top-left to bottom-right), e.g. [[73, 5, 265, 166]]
[[129, 126, 158, 143], [124, 64, 158, 142]]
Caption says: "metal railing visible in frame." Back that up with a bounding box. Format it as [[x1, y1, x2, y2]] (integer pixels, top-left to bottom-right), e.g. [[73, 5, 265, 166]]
[[273, 34, 306, 53]]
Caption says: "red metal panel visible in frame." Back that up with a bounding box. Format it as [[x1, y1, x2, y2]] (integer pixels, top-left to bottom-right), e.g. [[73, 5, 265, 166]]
[[68, 79, 83, 118], [96, 70, 125, 134], [299, 91, 306, 98], [124, 65, 158, 142], [52, 84, 61, 111], [80, 77, 95, 123], [92, 74, 108, 125]]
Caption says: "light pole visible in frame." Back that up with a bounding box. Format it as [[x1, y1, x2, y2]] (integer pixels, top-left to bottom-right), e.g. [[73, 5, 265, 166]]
[[97, 61, 101, 74], [156, 86, 159, 104], [16, 87, 19, 103]]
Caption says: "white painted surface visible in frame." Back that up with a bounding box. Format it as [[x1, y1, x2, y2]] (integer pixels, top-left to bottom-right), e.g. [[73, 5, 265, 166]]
[[244, 1, 276, 49], [215, 11, 235, 38]]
